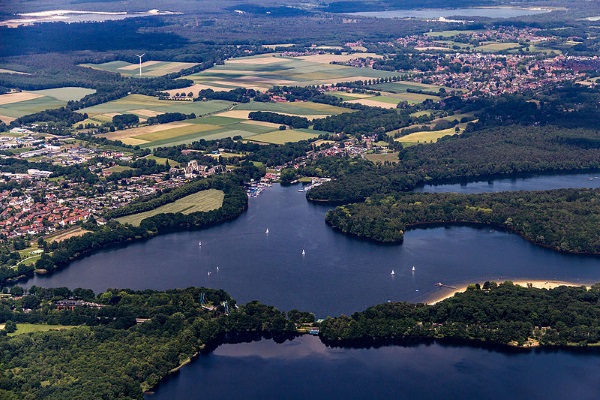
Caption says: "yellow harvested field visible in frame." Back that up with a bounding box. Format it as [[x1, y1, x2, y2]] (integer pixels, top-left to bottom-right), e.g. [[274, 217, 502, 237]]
[[349, 45, 368, 52], [248, 130, 318, 144], [398, 128, 458, 143], [214, 110, 251, 119], [47, 227, 91, 243], [0, 92, 43, 105], [103, 123, 192, 140], [242, 120, 282, 128], [121, 138, 150, 146], [166, 83, 219, 96], [298, 53, 382, 64], [0, 114, 16, 123], [116, 189, 225, 226], [346, 98, 397, 108], [118, 60, 162, 70], [129, 109, 161, 117]]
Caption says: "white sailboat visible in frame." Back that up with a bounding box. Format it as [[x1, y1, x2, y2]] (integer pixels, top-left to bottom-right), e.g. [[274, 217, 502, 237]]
[[412, 266, 416, 273], [266, 228, 269, 234], [302, 249, 305, 256], [391, 270, 395, 275], [198, 241, 202, 246]]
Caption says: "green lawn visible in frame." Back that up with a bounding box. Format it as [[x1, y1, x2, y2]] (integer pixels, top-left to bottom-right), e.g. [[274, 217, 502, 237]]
[[3, 323, 77, 336], [116, 189, 225, 226]]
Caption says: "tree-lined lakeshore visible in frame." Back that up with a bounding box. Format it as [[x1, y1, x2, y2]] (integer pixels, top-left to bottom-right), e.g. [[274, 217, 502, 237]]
[[1, 281, 599, 399]]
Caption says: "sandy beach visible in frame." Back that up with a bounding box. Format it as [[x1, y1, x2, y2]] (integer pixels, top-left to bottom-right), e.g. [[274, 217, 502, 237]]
[[427, 280, 593, 305]]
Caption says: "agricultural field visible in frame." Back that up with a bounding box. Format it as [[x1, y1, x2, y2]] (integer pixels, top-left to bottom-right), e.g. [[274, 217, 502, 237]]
[[116, 189, 225, 226], [0, 87, 95, 121], [179, 53, 395, 92], [79, 60, 198, 77], [247, 129, 319, 144], [476, 42, 522, 52], [97, 98, 349, 148]]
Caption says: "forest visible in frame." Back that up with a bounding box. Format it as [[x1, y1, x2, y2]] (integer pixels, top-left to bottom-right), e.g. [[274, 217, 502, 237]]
[[320, 282, 600, 347], [1, 281, 599, 398], [0, 287, 298, 399], [325, 188, 600, 254]]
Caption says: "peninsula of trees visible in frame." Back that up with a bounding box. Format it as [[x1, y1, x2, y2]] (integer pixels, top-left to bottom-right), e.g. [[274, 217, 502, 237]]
[[325, 189, 600, 254]]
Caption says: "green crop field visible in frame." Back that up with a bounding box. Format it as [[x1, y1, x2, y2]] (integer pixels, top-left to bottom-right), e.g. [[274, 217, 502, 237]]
[[476, 42, 522, 52], [235, 100, 349, 116], [0, 87, 95, 118], [365, 152, 399, 164], [182, 54, 396, 90], [247, 129, 319, 144], [116, 189, 225, 226], [79, 94, 234, 117], [80, 61, 198, 77], [97, 97, 349, 148]]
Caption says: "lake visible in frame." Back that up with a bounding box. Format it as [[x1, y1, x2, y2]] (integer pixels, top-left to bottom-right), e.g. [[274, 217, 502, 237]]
[[350, 7, 552, 19], [23, 172, 600, 317], [150, 336, 600, 400]]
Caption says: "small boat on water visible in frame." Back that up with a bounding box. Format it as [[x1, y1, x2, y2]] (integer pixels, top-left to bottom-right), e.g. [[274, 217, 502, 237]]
[[207, 271, 211, 276], [302, 249, 306, 256], [216, 266, 219, 272], [391, 270, 395, 275], [412, 266, 416, 272], [198, 241, 202, 246], [266, 228, 269, 234], [298, 189, 304, 192]]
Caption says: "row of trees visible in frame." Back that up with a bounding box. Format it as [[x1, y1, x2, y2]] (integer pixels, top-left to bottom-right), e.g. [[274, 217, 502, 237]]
[[248, 111, 310, 129]]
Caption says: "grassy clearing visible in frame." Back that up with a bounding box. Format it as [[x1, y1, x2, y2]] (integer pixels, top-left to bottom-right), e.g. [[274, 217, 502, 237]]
[[3, 324, 77, 336], [365, 152, 399, 164], [144, 155, 180, 167], [116, 189, 224, 226], [247, 129, 319, 144], [80, 61, 198, 77]]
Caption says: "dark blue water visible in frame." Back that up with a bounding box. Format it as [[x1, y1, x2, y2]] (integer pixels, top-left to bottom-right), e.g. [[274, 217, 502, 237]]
[[22, 172, 600, 398], [414, 173, 600, 194], [151, 336, 600, 400], [24, 173, 600, 317]]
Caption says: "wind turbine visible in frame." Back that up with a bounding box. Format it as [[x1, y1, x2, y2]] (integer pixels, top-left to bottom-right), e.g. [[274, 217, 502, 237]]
[[135, 53, 145, 77]]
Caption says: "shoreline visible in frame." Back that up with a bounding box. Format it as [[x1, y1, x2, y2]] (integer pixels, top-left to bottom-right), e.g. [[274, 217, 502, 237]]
[[427, 280, 593, 305]]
